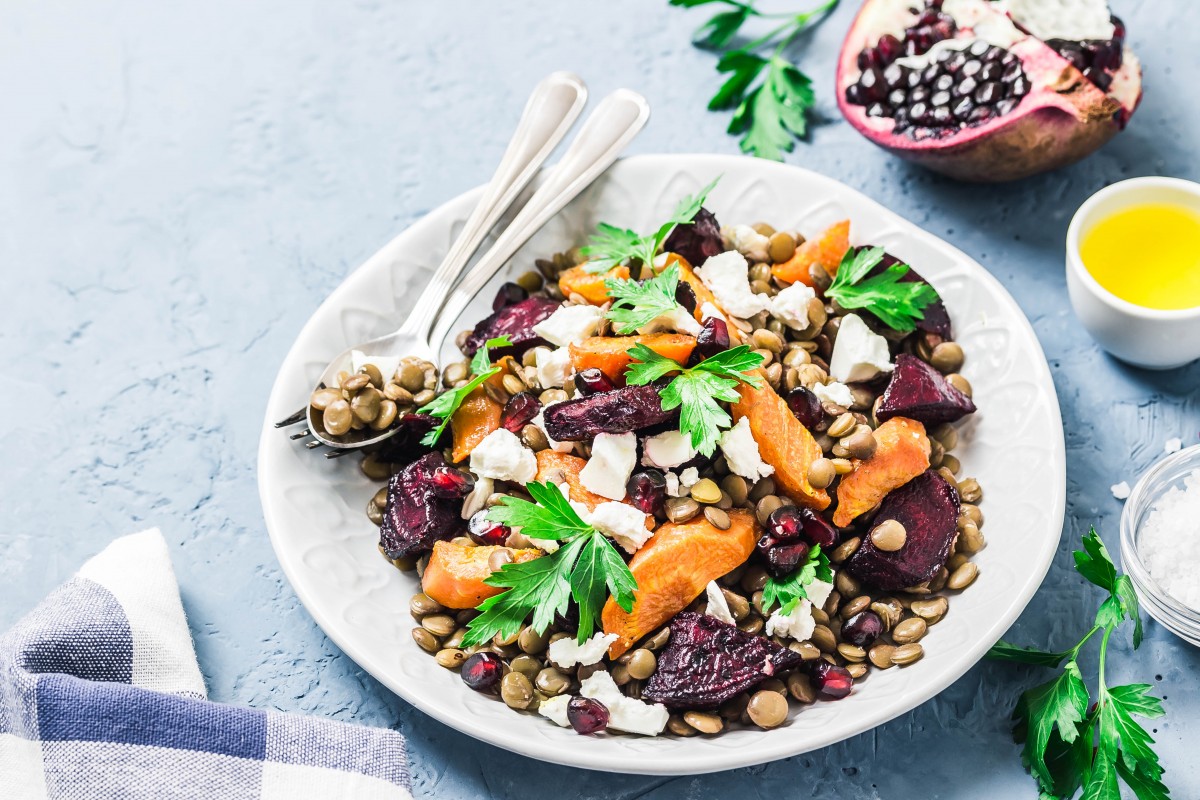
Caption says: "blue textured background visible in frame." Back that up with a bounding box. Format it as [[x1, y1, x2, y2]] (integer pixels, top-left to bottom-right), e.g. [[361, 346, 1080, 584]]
[[3, 1, 1198, 797]]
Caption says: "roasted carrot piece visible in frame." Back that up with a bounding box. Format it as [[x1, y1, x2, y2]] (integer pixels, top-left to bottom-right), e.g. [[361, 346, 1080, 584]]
[[558, 263, 630, 306], [421, 541, 542, 609], [568, 333, 696, 384], [449, 356, 513, 463], [772, 220, 851, 285], [832, 417, 931, 527], [601, 509, 758, 658], [731, 383, 831, 511]]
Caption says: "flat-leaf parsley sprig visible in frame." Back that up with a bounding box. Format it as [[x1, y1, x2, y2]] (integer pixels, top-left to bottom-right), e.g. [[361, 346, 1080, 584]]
[[604, 262, 686, 335], [580, 177, 719, 274], [988, 529, 1169, 800], [762, 545, 831, 615], [624, 343, 764, 456], [825, 246, 939, 334], [669, 0, 840, 160], [416, 335, 511, 446], [461, 482, 637, 648]]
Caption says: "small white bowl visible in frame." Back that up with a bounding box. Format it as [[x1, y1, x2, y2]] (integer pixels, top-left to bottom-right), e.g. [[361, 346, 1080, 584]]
[[1066, 176, 1200, 370]]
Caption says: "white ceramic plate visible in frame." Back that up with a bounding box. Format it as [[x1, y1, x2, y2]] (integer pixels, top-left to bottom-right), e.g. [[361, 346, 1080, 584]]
[[258, 154, 1065, 775]]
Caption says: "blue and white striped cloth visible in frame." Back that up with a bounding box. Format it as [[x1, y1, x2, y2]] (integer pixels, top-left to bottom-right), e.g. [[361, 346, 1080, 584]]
[[0, 529, 412, 799]]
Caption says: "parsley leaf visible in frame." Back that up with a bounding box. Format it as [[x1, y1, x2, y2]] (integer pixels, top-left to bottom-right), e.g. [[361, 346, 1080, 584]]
[[416, 336, 511, 446], [989, 528, 1170, 799], [673, 0, 839, 160], [460, 481, 637, 647], [581, 178, 719, 274], [825, 246, 939, 334], [625, 344, 764, 456], [605, 263, 685, 335], [761, 545, 832, 615]]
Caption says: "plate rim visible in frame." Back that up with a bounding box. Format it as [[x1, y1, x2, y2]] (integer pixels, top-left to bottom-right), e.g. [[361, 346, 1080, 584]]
[[257, 152, 1066, 775]]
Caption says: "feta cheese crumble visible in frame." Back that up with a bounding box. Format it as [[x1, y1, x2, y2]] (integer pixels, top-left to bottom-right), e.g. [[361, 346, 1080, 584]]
[[639, 305, 703, 336], [1111, 481, 1131, 501], [590, 501, 653, 554], [548, 632, 619, 668], [811, 381, 854, 408], [829, 313, 894, 383], [1138, 468, 1200, 610], [695, 251, 771, 319], [718, 417, 775, 481], [705, 580, 735, 625], [532, 403, 573, 454], [725, 224, 771, 264], [699, 301, 727, 322], [532, 303, 603, 347], [769, 282, 816, 329], [679, 467, 700, 489], [535, 346, 573, 389], [579, 671, 669, 736], [642, 429, 699, 469], [664, 471, 683, 497], [469, 428, 537, 484], [764, 579, 834, 641], [579, 432, 637, 500], [538, 694, 571, 727]]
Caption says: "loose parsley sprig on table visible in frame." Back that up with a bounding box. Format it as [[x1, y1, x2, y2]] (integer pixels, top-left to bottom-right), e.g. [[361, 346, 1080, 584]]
[[460, 482, 637, 648], [580, 177, 719, 274], [987, 529, 1169, 800], [762, 545, 832, 615], [624, 343, 764, 456], [415, 335, 511, 446], [824, 246, 939, 334], [669, 0, 839, 160], [604, 262, 686, 335]]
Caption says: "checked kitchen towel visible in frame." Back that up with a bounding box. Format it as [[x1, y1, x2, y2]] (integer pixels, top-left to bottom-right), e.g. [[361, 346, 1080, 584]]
[[0, 529, 411, 799]]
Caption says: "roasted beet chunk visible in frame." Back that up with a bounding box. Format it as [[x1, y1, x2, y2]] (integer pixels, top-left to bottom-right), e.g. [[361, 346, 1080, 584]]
[[373, 412, 441, 467], [876, 253, 951, 338], [663, 207, 724, 269], [642, 612, 801, 709], [542, 382, 677, 442], [463, 296, 560, 357], [378, 452, 472, 560], [846, 470, 960, 591], [876, 354, 976, 425]]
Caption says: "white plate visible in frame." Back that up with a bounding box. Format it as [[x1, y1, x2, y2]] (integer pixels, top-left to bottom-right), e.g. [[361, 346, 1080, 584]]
[[258, 154, 1065, 775]]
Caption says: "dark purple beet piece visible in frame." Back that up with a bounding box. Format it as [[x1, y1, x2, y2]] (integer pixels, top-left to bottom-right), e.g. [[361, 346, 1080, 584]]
[[845, 470, 961, 591], [642, 612, 801, 709], [674, 280, 698, 315], [378, 452, 471, 560], [662, 207, 723, 269], [542, 382, 677, 442], [492, 281, 528, 312], [373, 412, 441, 466], [876, 354, 976, 425], [463, 296, 560, 357]]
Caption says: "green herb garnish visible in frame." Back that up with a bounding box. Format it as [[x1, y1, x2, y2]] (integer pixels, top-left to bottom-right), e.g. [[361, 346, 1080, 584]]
[[824, 246, 939, 334], [670, 0, 839, 160], [604, 262, 685, 335], [580, 178, 719, 274], [762, 545, 832, 615], [416, 335, 511, 446], [988, 529, 1168, 800], [624, 343, 764, 456], [461, 482, 637, 647]]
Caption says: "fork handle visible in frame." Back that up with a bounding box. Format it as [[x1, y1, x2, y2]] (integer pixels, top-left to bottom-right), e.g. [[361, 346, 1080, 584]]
[[402, 71, 587, 340], [428, 89, 651, 350]]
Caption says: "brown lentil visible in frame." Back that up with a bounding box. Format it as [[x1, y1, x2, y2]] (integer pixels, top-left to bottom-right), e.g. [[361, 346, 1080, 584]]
[[625, 648, 657, 680], [841, 595, 872, 619], [667, 715, 698, 737], [409, 593, 443, 619], [747, 690, 789, 728], [828, 412, 856, 439], [755, 495, 783, 526], [870, 520, 908, 552], [703, 506, 732, 530], [517, 626, 548, 654], [646, 627, 671, 651], [958, 478, 983, 504], [690, 478, 722, 505], [500, 672, 535, 710], [808, 458, 836, 490], [930, 341, 965, 373], [421, 614, 456, 638], [892, 617, 928, 644], [509, 654, 542, 681], [837, 643, 867, 662], [683, 710, 723, 734], [665, 497, 700, 523], [831, 536, 862, 564], [891, 643, 925, 666], [835, 570, 862, 598], [534, 667, 569, 696], [748, 476, 776, 502], [871, 598, 903, 631], [412, 627, 440, 653], [720, 474, 750, 506], [843, 427, 878, 461], [847, 662, 869, 679], [435, 648, 466, 670], [945, 373, 972, 398], [868, 643, 896, 668], [811, 624, 837, 653], [947, 562, 980, 590]]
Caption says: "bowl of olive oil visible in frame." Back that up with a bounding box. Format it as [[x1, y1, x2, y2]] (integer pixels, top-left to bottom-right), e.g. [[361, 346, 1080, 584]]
[[1067, 177, 1200, 369]]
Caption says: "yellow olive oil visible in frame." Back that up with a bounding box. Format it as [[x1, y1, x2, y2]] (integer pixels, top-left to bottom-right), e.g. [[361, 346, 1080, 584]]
[[1080, 203, 1200, 310]]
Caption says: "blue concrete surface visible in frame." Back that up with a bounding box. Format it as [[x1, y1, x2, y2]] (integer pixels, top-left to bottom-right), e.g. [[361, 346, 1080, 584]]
[[3, 1, 1198, 797]]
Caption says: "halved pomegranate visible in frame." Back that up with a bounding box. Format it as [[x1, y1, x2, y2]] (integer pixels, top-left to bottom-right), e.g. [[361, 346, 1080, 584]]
[[837, 0, 1142, 181]]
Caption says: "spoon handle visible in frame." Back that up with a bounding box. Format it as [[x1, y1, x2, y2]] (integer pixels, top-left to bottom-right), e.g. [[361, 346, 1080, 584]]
[[428, 88, 651, 350], [403, 71, 587, 340]]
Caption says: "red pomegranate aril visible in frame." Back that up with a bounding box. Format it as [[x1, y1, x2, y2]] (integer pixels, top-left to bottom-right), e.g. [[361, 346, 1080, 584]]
[[841, 610, 884, 648], [429, 467, 474, 499], [808, 660, 854, 699], [766, 506, 804, 542], [785, 386, 823, 429], [877, 33, 903, 63], [467, 510, 509, 547], [575, 367, 614, 397], [500, 391, 541, 433], [627, 469, 667, 516], [799, 507, 840, 549], [766, 541, 811, 577], [567, 696, 610, 734], [695, 317, 730, 360], [461, 652, 504, 693], [492, 282, 528, 312]]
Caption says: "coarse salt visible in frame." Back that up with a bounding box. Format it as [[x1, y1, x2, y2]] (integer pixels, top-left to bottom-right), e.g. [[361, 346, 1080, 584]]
[[1139, 468, 1200, 610]]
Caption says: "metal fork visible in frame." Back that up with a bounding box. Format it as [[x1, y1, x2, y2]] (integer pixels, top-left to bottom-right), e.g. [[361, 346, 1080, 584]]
[[280, 87, 651, 453]]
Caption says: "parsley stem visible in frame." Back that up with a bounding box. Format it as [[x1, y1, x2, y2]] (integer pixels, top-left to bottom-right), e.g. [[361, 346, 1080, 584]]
[[1096, 624, 1113, 690], [1069, 624, 1102, 660]]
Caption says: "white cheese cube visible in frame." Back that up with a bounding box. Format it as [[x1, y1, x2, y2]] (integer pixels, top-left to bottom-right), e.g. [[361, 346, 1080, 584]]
[[579, 432, 637, 501], [695, 250, 771, 319], [811, 381, 854, 408], [829, 313, 894, 383], [718, 417, 775, 482], [664, 471, 682, 497], [590, 501, 653, 554], [765, 599, 815, 642], [547, 632, 619, 668], [642, 430, 698, 469], [638, 305, 702, 336], [535, 346, 573, 389], [678, 467, 700, 489], [769, 282, 816, 329], [699, 301, 726, 322], [538, 694, 571, 727], [579, 671, 669, 736], [468, 428, 537, 484], [705, 580, 735, 625], [532, 303, 603, 347], [726, 224, 770, 263]]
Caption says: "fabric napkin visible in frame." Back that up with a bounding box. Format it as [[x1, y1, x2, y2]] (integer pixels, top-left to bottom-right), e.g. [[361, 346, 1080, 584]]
[[0, 529, 412, 799]]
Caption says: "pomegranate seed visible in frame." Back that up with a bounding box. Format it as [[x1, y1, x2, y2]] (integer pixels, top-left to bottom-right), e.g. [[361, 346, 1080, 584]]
[[808, 660, 854, 699], [492, 282, 528, 312], [627, 470, 667, 516], [500, 392, 541, 433], [766, 506, 804, 542], [461, 652, 504, 693], [467, 510, 509, 547], [798, 507, 840, 549], [841, 611, 884, 648], [766, 541, 811, 576], [567, 696, 610, 734], [785, 387, 823, 429], [575, 368, 614, 397], [695, 317, 730, 360], [429, 467, 474, 499]]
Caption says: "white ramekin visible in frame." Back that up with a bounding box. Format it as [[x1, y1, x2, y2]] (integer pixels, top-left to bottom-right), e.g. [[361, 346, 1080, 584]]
[[1065, 176, 1200, 370]]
